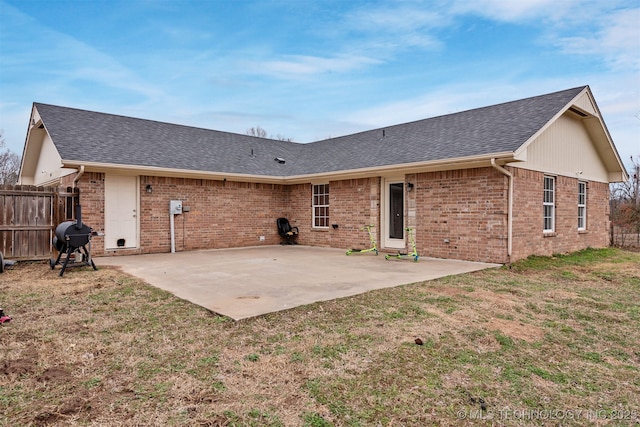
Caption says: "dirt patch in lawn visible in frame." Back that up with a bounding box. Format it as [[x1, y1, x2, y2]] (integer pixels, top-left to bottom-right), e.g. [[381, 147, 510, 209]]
[[486, 317, 545, 342], [2, 358, 35, 376]]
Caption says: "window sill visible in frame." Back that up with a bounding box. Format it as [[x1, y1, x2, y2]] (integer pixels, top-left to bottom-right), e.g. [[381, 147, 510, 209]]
[[311, 227, 330, 232], [543, 232, 557, 238], [578, 229, 588, 234]]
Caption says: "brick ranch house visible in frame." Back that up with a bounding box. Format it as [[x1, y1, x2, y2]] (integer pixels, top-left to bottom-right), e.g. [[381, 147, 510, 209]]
[[18, 85, 627, 264]]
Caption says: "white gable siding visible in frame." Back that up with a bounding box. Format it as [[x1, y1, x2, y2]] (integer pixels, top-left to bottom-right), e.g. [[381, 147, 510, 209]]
[[21, 132, 74, 186], [573, 92, 597, 115], [509, 113, 609, 182], [32, 108, 42, 124]]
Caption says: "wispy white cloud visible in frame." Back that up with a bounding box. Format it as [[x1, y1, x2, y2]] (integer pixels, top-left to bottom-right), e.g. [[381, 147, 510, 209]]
[[0, 1, 173, 151], [448, 0, 580, 22], [447, 0, 639, 75], [555, 8, 640, 71], [242, 54, 382, 79], [339, 3, 446, 53], [347, 5, 447, 34], [342, 81, 529, 129], [1, 2, 164, 101]]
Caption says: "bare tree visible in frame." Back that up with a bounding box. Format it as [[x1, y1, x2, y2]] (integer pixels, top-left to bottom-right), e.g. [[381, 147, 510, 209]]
[[0, 131, 21, 185], [246, 126, 268, 138], [246, 126, 294, 142], [610, 155, 640, 247], [273, 133, 294, 142]]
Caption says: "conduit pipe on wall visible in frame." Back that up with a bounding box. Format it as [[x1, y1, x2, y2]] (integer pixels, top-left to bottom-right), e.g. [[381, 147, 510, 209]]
[[73, 165, 85, 189], [491, 158, 512, 261], [170, 213, 176, 253]]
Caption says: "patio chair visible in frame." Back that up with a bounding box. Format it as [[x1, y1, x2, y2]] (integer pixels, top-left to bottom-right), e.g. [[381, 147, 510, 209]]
[[277, 218, 299, 245]]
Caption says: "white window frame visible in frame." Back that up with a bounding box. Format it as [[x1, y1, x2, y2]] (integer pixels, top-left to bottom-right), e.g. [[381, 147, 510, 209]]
[[543, 176, 555, 233], [312, 183, 329, 228], [578, 181, 587, 230]]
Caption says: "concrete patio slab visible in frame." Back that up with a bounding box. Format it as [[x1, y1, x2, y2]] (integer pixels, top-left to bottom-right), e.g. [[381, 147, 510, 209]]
[[97, 246, 501, 320]]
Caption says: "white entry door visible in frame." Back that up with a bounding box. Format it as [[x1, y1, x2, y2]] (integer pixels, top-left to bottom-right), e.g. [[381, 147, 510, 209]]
[[104, 174, 138, 249], [382, 178, 405, 249]]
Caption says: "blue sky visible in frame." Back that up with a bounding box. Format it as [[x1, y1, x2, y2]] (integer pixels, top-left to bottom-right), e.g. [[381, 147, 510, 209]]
[[1, 0, 638, 170]]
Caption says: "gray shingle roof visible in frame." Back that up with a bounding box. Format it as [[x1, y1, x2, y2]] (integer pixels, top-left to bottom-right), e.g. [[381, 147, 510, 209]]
[[35, 86, 586, 177], [36, 105, 305, 176]]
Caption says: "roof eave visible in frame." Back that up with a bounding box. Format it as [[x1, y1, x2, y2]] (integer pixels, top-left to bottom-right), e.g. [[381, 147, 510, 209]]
[[63, 152, 518, 185], [284, 152, 518, 183], [61, 161, 287, 184]]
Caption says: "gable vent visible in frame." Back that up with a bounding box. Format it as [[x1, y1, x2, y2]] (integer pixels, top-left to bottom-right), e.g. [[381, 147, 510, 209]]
[[568, 106, 588, 117]]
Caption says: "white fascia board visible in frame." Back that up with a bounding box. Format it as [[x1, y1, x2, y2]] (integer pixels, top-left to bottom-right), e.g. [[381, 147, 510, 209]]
[[61, 160, 285, 184], [284, 152, 518, 183], [63, 151, 517, 185]]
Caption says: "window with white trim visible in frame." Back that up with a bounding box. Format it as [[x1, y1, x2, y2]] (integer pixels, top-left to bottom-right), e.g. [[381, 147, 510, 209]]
[[543, 176, 555, 232], [312, 184, 329, 228], [578, 181, 587, 230]]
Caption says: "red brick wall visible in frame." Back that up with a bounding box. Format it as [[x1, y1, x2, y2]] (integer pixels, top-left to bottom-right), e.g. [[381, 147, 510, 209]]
[[72, 169, 610, 263], [139, 177, 287, 254], [73, 172, 106, 255], [76, 174, 287, 256], [286, 183, 311, 244], [60, 174, 75, 188], [511, 168, 610, 261], [414, 167, 509, 263], [287, 178, 381, 251]]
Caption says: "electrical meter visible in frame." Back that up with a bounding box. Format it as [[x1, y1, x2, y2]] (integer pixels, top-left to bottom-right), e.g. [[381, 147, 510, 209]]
[[169, 200, 183, 214]]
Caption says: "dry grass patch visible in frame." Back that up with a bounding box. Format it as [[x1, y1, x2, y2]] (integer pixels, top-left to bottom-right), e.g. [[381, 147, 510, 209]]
[[1, 248, 639, 426]]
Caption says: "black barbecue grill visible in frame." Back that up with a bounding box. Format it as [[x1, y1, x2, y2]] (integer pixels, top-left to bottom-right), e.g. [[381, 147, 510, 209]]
[[50, 205, 97, 276]]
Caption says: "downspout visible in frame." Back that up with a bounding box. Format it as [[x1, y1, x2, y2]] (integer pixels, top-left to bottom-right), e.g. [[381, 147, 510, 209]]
[[72, 165, 85, 189], [491, 158, 512, 262]]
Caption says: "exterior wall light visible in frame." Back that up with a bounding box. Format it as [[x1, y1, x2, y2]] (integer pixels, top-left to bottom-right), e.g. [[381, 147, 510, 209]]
[[146, 184, 153, 193], [406, 182, 414, 191]]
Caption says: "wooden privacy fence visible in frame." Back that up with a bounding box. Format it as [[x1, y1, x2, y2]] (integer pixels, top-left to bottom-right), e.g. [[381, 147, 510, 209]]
[[0, 185, 79, 260]]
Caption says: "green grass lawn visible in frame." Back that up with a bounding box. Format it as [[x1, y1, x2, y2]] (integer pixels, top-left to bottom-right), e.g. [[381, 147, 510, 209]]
[[1, 248, 639, 426]]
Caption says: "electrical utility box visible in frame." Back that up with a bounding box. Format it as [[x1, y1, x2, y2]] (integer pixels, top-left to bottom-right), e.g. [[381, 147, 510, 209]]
[[170, 200, 183, 215]]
